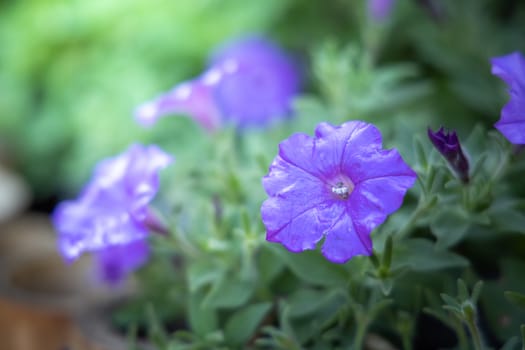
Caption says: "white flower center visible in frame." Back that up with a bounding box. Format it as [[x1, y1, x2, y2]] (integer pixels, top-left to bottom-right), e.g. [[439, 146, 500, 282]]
[[331, 181, 352, 200]]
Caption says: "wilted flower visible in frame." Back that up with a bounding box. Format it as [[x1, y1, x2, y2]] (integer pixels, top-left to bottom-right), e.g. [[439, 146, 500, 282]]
[[261, 121, 416, 263], [52, 144, 173, 283], [491, 52, 525, 144], [368, 0, 396, 22], [428, 127, 470, 183], [135, 37, 300, 130]]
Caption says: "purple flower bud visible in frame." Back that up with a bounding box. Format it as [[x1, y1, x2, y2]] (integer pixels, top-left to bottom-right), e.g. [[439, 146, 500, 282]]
[[52, 144, 173, 284], [261, 121, 416, 263], [491, 52, 525, 145], [368, 0, 396, 22], [428, 127, 469, 183], [135, 37, 300, 130]]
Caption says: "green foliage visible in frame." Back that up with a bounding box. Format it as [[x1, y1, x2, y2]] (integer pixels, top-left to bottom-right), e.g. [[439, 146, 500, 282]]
[[4, 0, 525, 349]]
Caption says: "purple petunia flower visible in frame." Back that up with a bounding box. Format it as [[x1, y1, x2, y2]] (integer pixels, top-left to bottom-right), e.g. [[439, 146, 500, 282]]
[[261, 121, 416, 263], [428, 127, 469, 183], [491, 52, 525, 144], [368, 0, 396, 22], [96, 240, 150, 285], [52, 144, 173, 283], [135, 37, 300, 130], [135, 79, 221, 132]]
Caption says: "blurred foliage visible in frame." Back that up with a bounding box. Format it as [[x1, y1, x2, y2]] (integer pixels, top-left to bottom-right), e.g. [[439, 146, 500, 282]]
[[2, 0, 525, 198], [0, 0, 295, 196]]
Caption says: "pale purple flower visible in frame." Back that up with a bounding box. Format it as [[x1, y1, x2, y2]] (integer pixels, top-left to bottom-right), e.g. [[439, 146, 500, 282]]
[[491, 52, 525, 144], [205, 37, 300, 127], [135, 79, 221, 132], [428, 127, 469, 183], [135, 37, 300, 129], [52, 144, 173, 283], [96, 240, 149, 285], [261, 121, 416, 263], [368, 0, 396, 22]]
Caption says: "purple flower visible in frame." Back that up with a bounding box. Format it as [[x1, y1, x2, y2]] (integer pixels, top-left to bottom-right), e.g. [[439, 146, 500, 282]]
[[97, 240, 150, 285], [368, 0, 396, 22], [261, 121, 416, 263], [135, 37, 300, 129], [135, 80, 221, 132], [491, 52, 525, 144], [428, 127, 469, 183], [52, 144, 173, 283]]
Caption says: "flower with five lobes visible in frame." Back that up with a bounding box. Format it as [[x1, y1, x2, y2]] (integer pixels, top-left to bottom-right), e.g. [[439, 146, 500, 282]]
[[491, 51, 525, 145], [52, 144, 173, 284], [261, 121, 417, 263], [135, 37, 300, 130]]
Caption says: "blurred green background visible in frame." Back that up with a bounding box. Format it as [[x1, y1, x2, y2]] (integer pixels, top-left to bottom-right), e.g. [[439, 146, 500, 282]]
[[1, 0, 524, 202]]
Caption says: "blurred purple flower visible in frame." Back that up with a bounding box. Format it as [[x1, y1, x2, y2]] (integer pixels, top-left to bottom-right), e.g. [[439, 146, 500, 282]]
[[135, 80, 221, 132], [368, 0, 396, 22], [428, 127, 469, 183], [261, 121, 416, 263], [491, 52, 525, 144], [135, 37, 300, 130], [97, 240, 150, 285], [52, 144, 173, 283]]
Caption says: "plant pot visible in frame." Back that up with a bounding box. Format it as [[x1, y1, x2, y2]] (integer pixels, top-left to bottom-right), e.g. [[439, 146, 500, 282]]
[[0, 214, 138, 350]]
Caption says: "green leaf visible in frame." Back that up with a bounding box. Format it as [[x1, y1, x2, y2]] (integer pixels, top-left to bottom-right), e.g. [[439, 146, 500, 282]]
[[225, 302, 272, 345], [187, 261, 224, 292], [413, 136, 428, 171], [382, 235, 394, 269], [481, 259, 525, 341], [393, 239, 469, 272], [499, 337, 520, 350], [287, 288, 342, 318], [257, 245, 286, 284], [488, 199, 525, 234], [457, 279, 469, 301], [471, 281, 483, 303], [269, 245, 347, 287], [505, 291, 525, 309], [430, 208, 470, 248], [203, 275, 254, 309], [440, 293, 461, 310], [188, 290, 218, 337]]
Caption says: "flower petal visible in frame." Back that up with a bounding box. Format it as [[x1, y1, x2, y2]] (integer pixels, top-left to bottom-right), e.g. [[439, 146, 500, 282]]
[[96, 240, 150, 285], [208, 37, 300, 127], [491, 52, 525, 90], [495, 98, 525, 144], [491, 52, 525, 144], [321, 214, 372, 263], [264, 201, 344, 252], [134, 81, 221, 131], [344, 148, 416, 184], [262, 153, 324, 197], [277, 132, 325, 178], [346, 174, 413, 239]]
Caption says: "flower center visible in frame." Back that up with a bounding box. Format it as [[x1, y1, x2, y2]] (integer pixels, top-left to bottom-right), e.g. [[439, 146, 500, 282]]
[[331, 181, 353, 200]]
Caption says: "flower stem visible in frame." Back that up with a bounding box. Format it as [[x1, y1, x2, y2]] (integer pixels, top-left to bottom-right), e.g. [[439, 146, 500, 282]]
[[464, 314, 485, 350], [401, 332, 412, 350], [353, 314, 368, 350]]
